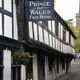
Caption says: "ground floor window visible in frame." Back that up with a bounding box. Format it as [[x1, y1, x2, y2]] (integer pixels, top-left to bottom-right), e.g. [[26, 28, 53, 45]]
[[11, 53, 33, 80], [11, 66, 21, 80]]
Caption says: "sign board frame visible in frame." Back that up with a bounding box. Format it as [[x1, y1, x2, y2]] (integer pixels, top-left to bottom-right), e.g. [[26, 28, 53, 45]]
[[25, 0, 54, 21]]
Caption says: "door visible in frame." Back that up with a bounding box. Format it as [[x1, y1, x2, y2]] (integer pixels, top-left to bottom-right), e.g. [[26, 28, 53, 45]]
[[38, 55, 45, 80]]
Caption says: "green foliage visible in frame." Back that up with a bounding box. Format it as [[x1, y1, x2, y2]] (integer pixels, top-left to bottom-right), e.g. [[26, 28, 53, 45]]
[[67, 19, 80, 53], [13, 50, 32, 65]]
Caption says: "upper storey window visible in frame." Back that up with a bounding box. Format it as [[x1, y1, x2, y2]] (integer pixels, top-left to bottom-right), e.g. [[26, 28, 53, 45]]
[[0, 0, 14, 39]]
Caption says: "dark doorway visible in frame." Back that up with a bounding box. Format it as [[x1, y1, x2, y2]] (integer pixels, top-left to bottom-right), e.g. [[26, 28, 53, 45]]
[[38, 55, 45, 80]]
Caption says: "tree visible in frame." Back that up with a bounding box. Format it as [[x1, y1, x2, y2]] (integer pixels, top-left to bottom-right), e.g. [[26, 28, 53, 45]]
[[66, 19, 80, 53]]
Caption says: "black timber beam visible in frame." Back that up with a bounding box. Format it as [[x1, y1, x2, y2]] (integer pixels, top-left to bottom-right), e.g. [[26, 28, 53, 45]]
[[27, 39, 75, 58], [0, 35, 26, 50]]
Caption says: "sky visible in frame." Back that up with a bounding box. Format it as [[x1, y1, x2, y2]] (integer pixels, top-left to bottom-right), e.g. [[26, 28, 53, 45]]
[[55, 0, 79, 24]]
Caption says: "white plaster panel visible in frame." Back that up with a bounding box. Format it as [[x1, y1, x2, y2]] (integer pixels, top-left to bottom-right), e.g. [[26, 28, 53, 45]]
[[4, 15, 12, 38], [39, 26, 43, 42], [44, 30, 49, 45], [33, 22, 38, 40], [28, 22, 33, 38], [59, 23, 61, 38], [3, 50, 11, 80], [53, 37, 55, 49], [56, 39, 58, 50], [0, 0, 2, 7], [0, 13, 2, 35], [71, 35, 74, 46], [66, 31, 69, 43], [48, 21, 52, 31], [21, 65, 26, 80], [33, 53, 38, 80], [4, 0, 12, 12], [52, 21, 55, 33], [61, 25, 63, 40], [13, 0, 18, 40], [49, 34, 52, 47]]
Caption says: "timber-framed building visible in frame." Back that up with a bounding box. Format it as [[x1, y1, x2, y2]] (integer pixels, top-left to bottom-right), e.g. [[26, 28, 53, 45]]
[[0, 0, 75, 80]]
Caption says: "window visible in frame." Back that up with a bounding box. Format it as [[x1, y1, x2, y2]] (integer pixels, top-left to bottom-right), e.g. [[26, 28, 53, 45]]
[[63, 27, 66, 41], [11, 67, 21, 80], [0, 0, 13, 38], [55, 20, 59, 36]]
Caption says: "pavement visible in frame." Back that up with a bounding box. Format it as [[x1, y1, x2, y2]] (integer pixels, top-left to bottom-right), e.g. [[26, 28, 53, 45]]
[[70, 59, 80, 80], [56, 59, 80, 80]]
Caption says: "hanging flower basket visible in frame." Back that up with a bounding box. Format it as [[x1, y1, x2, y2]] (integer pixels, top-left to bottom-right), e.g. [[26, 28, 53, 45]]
[[13, 50, 32, 65]]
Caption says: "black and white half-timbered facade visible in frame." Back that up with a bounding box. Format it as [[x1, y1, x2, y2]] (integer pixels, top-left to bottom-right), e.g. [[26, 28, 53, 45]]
[[0, 0, 76, 80]]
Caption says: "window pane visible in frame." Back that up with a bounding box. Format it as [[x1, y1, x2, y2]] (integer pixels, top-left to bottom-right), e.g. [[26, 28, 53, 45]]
[[0, 0, 2, 7], [0, 13, 2, 35], [4, 0, 12, 12], [28, 22, 33, 39], [39, 26, 43, 42], [4, 15, 12, 38]]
